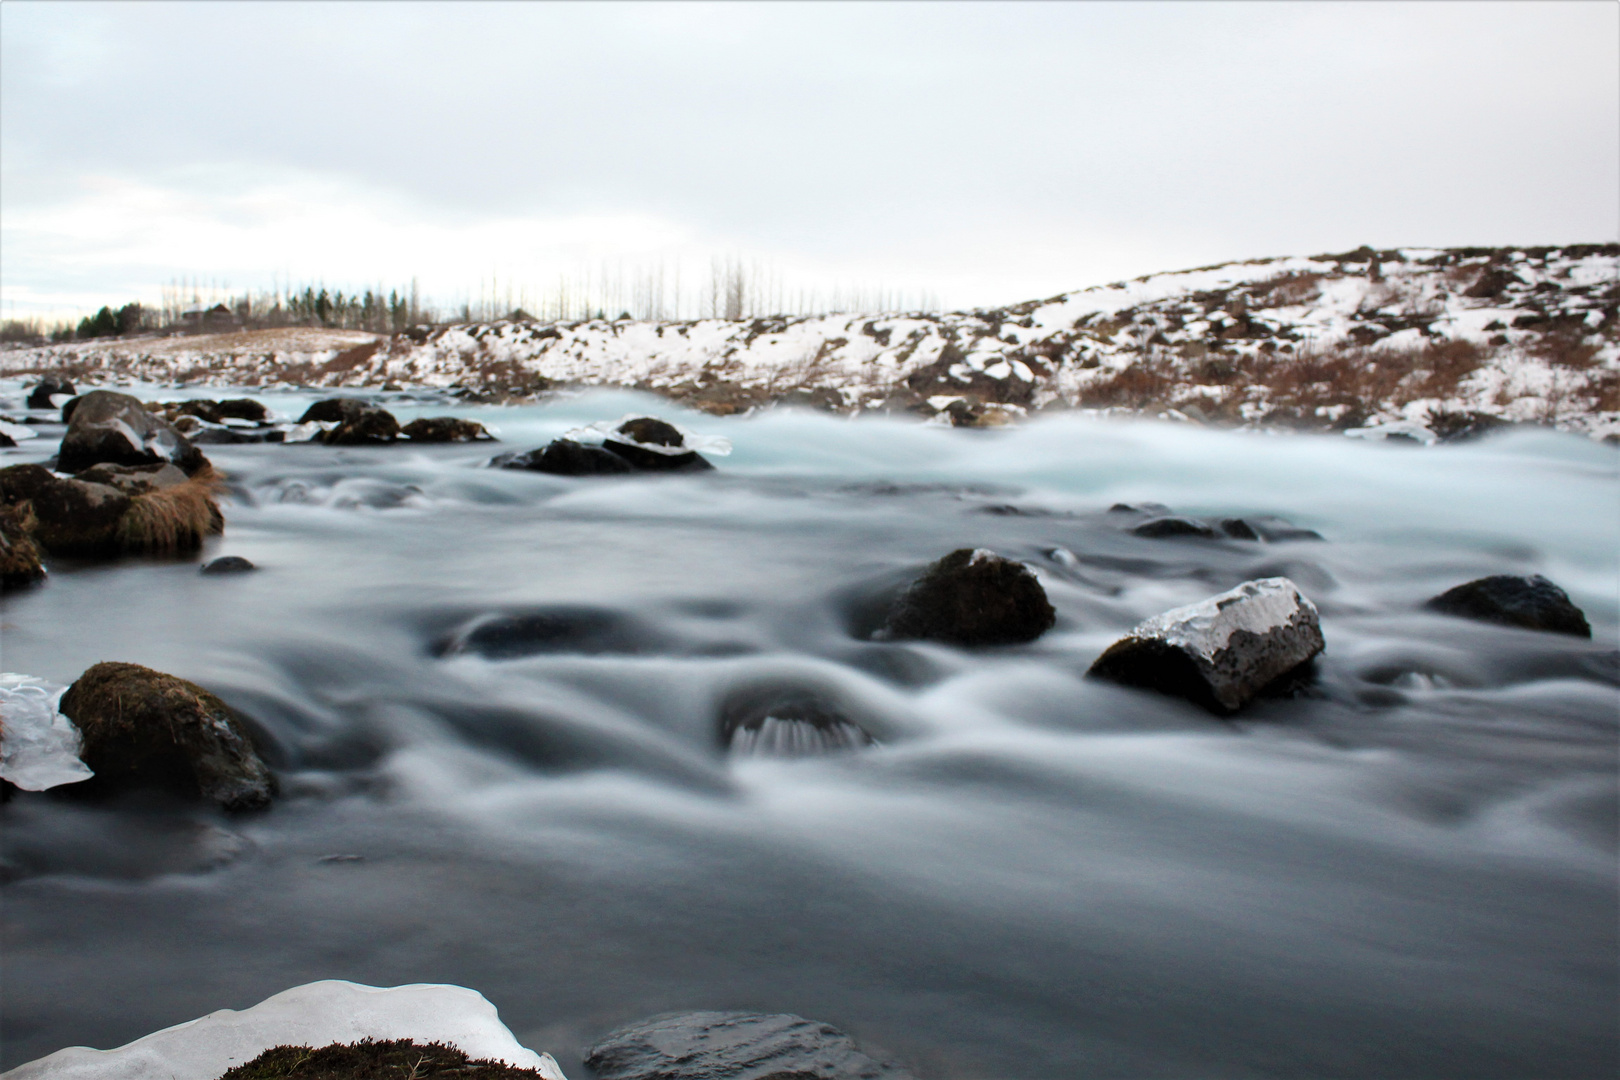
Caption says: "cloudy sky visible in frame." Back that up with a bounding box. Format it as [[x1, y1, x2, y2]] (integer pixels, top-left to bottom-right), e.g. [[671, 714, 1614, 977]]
[[2, 1, 1616, 321]]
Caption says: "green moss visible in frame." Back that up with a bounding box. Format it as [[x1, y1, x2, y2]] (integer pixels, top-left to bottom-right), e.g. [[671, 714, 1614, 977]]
[[216, 1039, 549, 1079]]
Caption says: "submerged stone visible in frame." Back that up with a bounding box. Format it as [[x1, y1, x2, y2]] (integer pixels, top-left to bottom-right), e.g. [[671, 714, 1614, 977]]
[[585, 1010, 913, 1080], [1088, 577, 1325, 714], [201, 555, 256, 575], [57, 661, 276, 811], [882, 548, 1055, 646], [496, 440, 634, 476], [1426, 574, 1591, 638], [402, 417, 494, 442], [719, 689, 874, 757], [1132, 516, 1219, 539]]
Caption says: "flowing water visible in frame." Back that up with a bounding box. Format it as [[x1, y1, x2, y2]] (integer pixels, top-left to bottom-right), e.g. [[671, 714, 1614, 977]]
[[1, 383, 1616, 1078]]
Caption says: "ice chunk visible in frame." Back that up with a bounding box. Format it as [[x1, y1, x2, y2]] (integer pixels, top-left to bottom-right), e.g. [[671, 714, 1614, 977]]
[[564, 414, 732, 456], [0, 674, 93, 791], [3, 980, 567, 1080]]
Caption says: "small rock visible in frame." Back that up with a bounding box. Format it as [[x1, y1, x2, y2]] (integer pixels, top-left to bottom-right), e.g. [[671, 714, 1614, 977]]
[[321, 406, 401, 445], [0, 502, 46, 591], [0, 431, 14, 448], [496, 440, 634, 476], [26, 376, 75, 410], [603, 417, 714, 471], [201, 556, 256, 575], [1088, 577, 1325, 714], [1426, 575, 1591, 637], [297, 398, 370, 424], [585, 1011, 913, 1080], [402, 417, 493, 442], [1132, 516, 1219, 539], [57, 661, 276, 811], [58, 390, 209, 475], [1219, 518, 1260, 540], [881, 548, 1056, 645]]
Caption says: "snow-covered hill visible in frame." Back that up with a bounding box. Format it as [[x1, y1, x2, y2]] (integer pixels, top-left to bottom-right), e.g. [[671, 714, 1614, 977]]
[[7, 244, 1616, 437]]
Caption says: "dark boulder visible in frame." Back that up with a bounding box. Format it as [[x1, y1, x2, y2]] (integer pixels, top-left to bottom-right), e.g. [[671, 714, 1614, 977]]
[[881, 548, 1056, 646], [495, 440, 634, 476], [585, 1011, 913, 1080], [603, 416, 714, 471], [320, 406, 400, 445], [435, 606, 651, 659], [201, 555, 256, 575], [1426, 574, 1591, 637], [719, 688, 874, 756], [75, 461, 188, 496], [0, 502, 46, 591], [57, 390, 208, 475], [214, 398, 269, 422], [60, 395, 83, 423], [297, 398, 370, 424], [1088, 577, 1324, 714], [1132, 516, 1219, 539], [57, 661, 276, 811], [1219, 518, 1260, 540], [402, 417, 493, 442], [1, 461, 222, 558], [0, 463, 58, 505], [0, 431, 14, 448], [22, 476, 131, 557], [26, 375, 74, 410]]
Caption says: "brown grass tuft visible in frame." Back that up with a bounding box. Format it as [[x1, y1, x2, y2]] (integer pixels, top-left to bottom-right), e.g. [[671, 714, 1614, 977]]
[[116, 465, 226, 554]]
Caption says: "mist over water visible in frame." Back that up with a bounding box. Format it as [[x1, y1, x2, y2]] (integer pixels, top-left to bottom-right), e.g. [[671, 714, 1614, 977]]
[[2, 384, 1616, 1078]]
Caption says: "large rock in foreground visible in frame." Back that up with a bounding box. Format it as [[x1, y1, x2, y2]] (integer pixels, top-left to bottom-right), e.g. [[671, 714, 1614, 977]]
[[1425, 574, 1591, 637], [1088, 577, 1324, 714], [881, 548, 1056, 645], [585, 1011, 913, 1080], [57, 390, 208, 475], [58, 661, 275, 810]]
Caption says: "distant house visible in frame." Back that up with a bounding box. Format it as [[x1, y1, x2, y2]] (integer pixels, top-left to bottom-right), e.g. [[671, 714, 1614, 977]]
[[182, 303, 237, 328]]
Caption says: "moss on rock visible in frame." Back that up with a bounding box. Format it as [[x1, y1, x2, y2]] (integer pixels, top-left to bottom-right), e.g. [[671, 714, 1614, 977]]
[[217, 1039, 550, 1079]]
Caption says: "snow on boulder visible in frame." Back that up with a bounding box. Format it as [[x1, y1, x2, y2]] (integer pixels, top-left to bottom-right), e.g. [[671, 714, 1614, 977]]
[[0, 674, 94, 791], [585, 1010, 911, 1080], [57, 391, 209, 476], [2, 980, 566, 1080], [1087, 577, 1325, 714], [880, 547, 1056, 646]]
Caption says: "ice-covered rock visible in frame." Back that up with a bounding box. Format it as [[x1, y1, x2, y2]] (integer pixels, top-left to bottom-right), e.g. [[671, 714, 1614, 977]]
[[1087, 577, 1325, 713], [585, 1010, 910, 1080], [57, 390, 208, 476], [0, 674, 94, 791], [881, 547, 1056, 646], [2, 980, 566, 1080]]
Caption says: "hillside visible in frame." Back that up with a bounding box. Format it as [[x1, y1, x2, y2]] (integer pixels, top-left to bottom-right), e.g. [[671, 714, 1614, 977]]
[[6, 244, 1617, 438]]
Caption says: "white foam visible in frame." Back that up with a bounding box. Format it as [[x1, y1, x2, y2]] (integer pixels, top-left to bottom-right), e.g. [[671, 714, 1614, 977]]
[[0, 674, 93, 792]]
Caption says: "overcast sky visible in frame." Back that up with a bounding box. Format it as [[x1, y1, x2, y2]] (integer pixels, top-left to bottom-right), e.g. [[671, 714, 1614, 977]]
[[2, 0, 1616, 320]]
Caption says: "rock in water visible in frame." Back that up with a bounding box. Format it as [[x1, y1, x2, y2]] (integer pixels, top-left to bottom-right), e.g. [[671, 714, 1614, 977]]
[[57, 661, 276, 810], [1132, 516, 1218, 539], [1088, 577, 1325, 714], [25, 375, 74, 410], [402, 417, 494, 442], [882, 548, 1055, 645], [585, 1011, 913, 1080], [297, 398, 370, 424], [1426, 574, 1591, 637], [321, 406, 401, 445], [201, 555, 256, 575], [495, 440, 634, 476], [603, 416, 714, 471], [0, 502, 46, 591], [57, 390, 208, 475]]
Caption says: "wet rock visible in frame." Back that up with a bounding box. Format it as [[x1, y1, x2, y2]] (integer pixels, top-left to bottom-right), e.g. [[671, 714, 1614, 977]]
[[720, 688, 874, 756], [21, 475, 131, 557], [603, 417, 714, 471], [0, 431, 14, 448], [0, 502, 46, 591], [60, 395, 83, 423], [1426, 574, 1591, 638], [435, 606, 652, 659], [75, 461, 188, 496], [402, 416, 494, 442], [585, 1011, 913, 1080], [881, 548, 1056, 646], [1218, 518, 1260, 540], [1132, 516, 1219, 539], [214, 398, 269, 423], [495, 440, 634, 476], [297, 398, 371, 424], [1088, 577, 1325, 714], [26, 375, 74, 410], [57, 661, 276, 811], [1109, 502, 1172, 515], [321, 406, 401, 445], [1245, 515, 1325, 542], [201, 555, 256, 575], [57, 390, 208, 476]]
